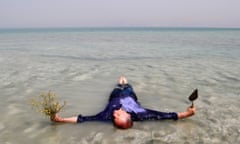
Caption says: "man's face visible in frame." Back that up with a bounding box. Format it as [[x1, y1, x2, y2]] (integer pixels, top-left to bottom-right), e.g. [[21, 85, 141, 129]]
[[113, 109, 131, 128]]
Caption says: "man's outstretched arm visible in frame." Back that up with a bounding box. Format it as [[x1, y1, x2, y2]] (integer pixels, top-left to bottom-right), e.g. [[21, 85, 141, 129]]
[[177, 106, 196, 119], [51, 114, 78, 123]]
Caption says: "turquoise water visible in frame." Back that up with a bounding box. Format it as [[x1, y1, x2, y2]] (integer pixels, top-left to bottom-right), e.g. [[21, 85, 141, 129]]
[[0, 27, 240, 143]]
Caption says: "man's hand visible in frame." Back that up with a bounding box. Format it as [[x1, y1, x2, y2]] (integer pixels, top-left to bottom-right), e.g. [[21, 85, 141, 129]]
[[178, 105, 196, 119], [50, 114, 64, 122], [187, 105, 196, 116]]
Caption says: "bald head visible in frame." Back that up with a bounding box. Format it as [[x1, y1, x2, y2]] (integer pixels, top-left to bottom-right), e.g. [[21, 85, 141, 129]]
[[113, 109, 133, 129]]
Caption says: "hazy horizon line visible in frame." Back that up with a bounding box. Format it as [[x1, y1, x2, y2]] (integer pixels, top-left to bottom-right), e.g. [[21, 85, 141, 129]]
[[1, 26, 240, 30]]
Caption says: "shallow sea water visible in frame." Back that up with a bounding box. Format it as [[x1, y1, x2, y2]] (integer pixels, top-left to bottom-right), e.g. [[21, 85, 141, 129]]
[[0, 28, 240, 144]]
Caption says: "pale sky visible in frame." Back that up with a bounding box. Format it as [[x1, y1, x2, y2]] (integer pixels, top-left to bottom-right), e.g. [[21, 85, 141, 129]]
[[0, 0, 240, 28]]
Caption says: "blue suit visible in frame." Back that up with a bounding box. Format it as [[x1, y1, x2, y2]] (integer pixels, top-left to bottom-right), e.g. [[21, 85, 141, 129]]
[[77, 84, 178, 123]]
